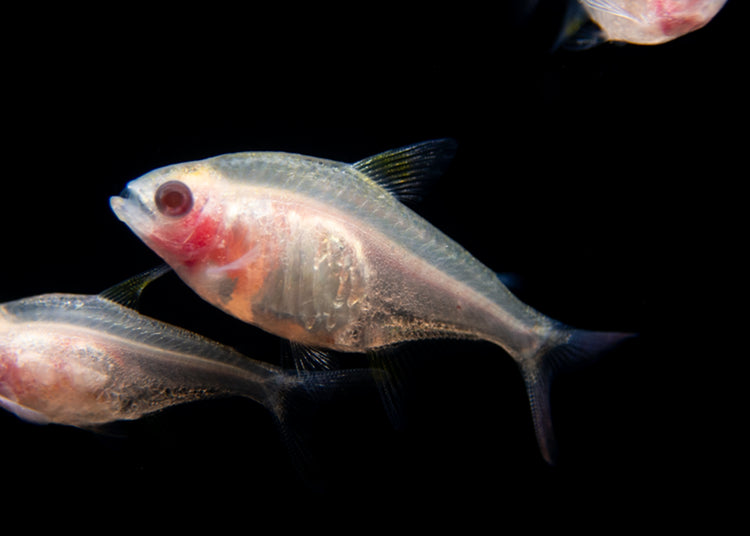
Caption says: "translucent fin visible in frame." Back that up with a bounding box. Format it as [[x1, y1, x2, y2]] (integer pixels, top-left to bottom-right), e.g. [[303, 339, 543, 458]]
[[281, 341, 408, 433], [582, 0, 639, 21], [368, 348, 410, 431], [270, 368, 381, 490], [555, 0, 608, 51], [285, 341, 338, 373], [519, 327, 636, 465], [561, 21, 609, 50], [351, 139, 458, 203], [98, 264, 172, 309]]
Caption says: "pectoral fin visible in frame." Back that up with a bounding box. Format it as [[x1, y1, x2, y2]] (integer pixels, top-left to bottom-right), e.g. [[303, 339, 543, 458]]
[[98, 264, 172, 309]]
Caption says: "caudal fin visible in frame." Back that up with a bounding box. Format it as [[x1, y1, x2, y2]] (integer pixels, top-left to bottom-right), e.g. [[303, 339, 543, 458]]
[[520, 327, 635, 465]]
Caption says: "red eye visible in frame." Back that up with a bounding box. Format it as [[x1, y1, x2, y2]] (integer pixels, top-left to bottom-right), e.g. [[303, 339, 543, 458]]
[[155, 180, 194, 217]]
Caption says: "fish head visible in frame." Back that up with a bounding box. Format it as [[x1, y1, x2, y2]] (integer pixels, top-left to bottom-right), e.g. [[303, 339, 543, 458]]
[[110, 162, 223, 271], [581, 0, 727, 44]]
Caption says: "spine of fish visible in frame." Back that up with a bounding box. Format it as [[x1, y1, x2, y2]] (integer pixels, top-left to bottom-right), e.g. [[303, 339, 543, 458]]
[[513, 324, 634, 465]]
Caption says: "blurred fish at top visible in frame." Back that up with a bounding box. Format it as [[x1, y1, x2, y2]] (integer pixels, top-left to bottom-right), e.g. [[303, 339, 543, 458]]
[[512, 0, 728, 49], [577, 0, 728, 45]]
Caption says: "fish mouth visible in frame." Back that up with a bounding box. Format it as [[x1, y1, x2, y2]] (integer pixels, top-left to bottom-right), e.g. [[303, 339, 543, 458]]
[[109, 186, 155, 233]]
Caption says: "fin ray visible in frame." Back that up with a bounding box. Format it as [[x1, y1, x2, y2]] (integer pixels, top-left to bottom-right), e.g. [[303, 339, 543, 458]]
[[98, 264, 172, 309], [271, 368, 383, 490], [368, 348, 411, 431], [283, 341, 338, 373], [520, 328, 636, 464], [352, 139, 457, 203], [583, 0, 639, 21]]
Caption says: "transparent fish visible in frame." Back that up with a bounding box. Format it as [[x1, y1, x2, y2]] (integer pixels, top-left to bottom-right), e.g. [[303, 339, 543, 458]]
[[110, 139, 634, 464], [0, 266, 363, 474], [576, 0, 727, 45]]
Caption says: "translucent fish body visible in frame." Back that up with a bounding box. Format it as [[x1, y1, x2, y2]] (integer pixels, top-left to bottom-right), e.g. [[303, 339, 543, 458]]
[[111, 140, 634, 464], [111, 143, 554, 355], [0, 292, 293, 427]]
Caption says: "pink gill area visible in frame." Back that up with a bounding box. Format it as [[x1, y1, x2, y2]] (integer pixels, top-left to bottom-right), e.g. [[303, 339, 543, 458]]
[[202, 218, 284, 325]]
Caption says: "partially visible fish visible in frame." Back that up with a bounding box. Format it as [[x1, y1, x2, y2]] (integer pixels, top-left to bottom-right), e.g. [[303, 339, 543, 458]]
[[575, 0, 727, 45], [0, 266, 366, 475], [110, 139, 635, 464]]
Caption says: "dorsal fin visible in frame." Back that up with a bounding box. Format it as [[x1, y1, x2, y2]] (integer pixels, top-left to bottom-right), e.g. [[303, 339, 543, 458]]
[[98, 264, 172, 309], [351, 138, 458, 202]]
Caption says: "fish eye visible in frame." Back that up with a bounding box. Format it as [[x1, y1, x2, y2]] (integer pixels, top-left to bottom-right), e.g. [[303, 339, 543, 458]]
[[155, 180, 194, 217]]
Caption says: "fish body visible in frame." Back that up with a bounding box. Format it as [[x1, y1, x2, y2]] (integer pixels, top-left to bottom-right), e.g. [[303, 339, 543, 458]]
[[0, 276, 328, 429], [577, 0, 727, 45], [111, 140, 633, 463], [111, 142, 545, 354]]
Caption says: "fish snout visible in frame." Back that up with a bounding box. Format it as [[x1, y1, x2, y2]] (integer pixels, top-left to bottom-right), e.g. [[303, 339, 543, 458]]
[[109, 194, 129, 222], [109, 185, 154, 227]]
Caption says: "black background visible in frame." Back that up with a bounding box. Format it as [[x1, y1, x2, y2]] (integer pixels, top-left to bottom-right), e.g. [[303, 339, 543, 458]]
[[1, 1, 742, 530]]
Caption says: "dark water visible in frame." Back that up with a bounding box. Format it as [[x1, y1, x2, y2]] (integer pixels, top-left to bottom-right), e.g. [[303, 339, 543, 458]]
[[2, 2, 741, 529]]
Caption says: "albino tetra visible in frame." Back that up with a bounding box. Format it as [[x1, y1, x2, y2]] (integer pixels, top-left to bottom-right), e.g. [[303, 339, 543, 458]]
[[578, 0, 727, 45], [111, 140, 633, 463], [0, 266, 361, 462]]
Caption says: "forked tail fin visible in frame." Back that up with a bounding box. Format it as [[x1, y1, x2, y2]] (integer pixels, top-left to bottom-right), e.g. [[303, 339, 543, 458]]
[[520, 327, 635, 465]]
